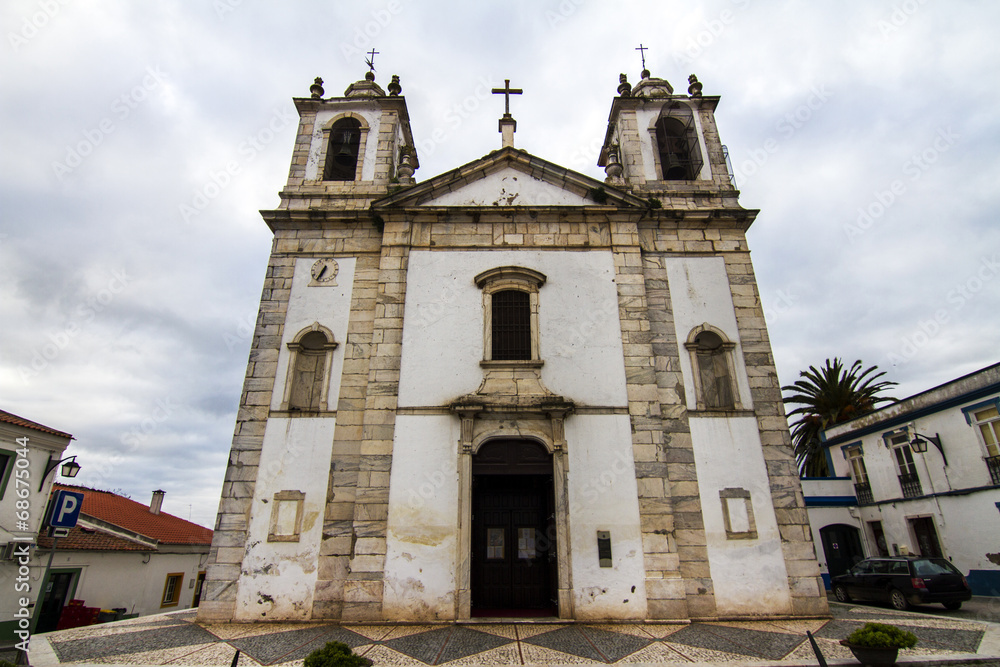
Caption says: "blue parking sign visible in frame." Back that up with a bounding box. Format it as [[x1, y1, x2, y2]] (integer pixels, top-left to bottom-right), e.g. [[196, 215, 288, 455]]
[[49, 490, 84, 528]]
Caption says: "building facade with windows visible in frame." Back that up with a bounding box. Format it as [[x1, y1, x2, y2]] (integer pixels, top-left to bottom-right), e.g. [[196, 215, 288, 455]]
[[199, 69, 828, 623], [805, 362, 1000, 595], [25, 485, 213, 633]]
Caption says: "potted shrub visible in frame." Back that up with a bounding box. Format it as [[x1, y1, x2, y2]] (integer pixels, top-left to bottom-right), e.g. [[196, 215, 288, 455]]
[[840, 622, 918, 666], [304, 641, 372, 667]]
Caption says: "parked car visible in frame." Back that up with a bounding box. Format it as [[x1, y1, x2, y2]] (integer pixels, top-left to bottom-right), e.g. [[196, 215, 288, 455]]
[[831, 556, 972, 610]]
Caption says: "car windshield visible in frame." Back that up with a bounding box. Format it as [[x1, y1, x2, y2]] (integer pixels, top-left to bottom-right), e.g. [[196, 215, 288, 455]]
[[912, 558, 961, 576]]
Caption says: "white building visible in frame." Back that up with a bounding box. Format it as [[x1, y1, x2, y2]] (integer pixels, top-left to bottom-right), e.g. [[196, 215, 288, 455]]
[[29, 485, 213, 633], [199, 68, 828, 623], [805, 362, 1000, 595], [0, 409, 74, 644]]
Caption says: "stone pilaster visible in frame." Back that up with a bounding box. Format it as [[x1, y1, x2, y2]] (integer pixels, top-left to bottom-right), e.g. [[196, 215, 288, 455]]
[[341, 220, 411, 621]]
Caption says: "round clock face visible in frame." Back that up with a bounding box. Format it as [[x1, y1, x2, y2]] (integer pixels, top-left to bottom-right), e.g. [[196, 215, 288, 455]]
[[310, 258, 339, 284]]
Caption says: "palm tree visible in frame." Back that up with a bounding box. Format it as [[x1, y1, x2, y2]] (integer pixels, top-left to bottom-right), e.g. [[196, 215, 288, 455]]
[[782, 358, 897, 477]]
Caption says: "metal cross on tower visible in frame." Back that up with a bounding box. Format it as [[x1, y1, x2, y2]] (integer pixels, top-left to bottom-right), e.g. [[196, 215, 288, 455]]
[[635, 43, 648, 70], [491, 79, 522, 118], [365, 48, 379, 72]]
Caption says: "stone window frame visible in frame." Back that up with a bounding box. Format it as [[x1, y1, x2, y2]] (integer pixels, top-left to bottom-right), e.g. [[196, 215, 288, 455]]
[[684, 324, 741, 412], [316, 112, 370, 182], [963, 399, 1000, 459], [280, 323, 339, 412], [843, 443, 869, 485], [719, 487, 757, 540], [475, 266, 546, 367], [267, 490, 305, 543]]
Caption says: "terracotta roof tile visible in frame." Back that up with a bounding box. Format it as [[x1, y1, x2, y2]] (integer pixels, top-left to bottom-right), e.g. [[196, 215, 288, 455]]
[[52, 484, 213, 546], [0, 409, 73, 439], [36, 525, 150, 551]]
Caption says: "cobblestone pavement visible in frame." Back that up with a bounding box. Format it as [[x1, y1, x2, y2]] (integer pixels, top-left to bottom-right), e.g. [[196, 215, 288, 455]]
[[16, 602, 1000, 667]]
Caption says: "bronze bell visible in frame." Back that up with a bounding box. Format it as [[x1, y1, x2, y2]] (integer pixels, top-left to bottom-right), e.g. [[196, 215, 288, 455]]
[[664, 154, 686, 179]]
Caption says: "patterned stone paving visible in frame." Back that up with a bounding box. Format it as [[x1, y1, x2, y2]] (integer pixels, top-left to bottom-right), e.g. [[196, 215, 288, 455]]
[[29, 606, 997, 666]]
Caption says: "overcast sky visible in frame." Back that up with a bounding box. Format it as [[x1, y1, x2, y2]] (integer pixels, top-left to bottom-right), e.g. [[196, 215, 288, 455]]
[[2, 1, 998, 528]]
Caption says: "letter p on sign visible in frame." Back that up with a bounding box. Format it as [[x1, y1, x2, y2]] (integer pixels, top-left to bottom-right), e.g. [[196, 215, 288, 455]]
[[50, 490, 85, 528]]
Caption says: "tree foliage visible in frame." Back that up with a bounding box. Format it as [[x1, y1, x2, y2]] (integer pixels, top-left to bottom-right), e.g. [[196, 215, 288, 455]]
[[782, 358, 897, 477]]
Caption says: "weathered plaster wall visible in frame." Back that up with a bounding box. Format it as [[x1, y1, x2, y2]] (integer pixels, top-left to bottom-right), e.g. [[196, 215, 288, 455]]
[[270, 257, 355, 410], [664, 256, 753, 411], [690, 417, 793, 615], [398, 249, 628, 408], [565, 414, 649, 619], [233, 417, 336, 620], [426, 167, 593, 207], [382, 415, 460, 620]]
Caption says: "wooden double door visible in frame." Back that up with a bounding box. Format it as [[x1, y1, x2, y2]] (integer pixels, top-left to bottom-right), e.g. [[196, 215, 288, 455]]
[[470, 440, 557, 616]]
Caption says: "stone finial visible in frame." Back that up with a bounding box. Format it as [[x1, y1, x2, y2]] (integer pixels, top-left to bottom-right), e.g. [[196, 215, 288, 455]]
[[641, 68, 651, 80], [617, 74, 631, 97], [388, 74, 402, 96], [605, 146, 623, 179], [688, 74, 703, 98], [397, 146, 415, 179], [365, 71, 375, 82], [309, 77, 324, 99]]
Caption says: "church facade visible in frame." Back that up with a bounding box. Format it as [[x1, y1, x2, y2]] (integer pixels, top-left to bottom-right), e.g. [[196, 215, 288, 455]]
[[198, 68, 828, 623]]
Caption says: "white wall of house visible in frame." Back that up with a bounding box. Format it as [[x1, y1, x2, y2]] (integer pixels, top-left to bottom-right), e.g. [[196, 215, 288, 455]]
[[28, 549, 207, 616]]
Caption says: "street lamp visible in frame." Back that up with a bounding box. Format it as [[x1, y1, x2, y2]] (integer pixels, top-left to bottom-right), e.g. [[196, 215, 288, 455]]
[[37, 454, 81, 491], [910, 432, 948, 466]]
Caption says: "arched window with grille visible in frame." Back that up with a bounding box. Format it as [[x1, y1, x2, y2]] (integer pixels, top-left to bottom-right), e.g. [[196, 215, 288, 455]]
[[324, 117, 362, 181], [281, 324, 338, 411]]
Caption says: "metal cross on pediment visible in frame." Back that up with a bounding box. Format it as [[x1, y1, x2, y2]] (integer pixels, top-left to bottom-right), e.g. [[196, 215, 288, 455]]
[[365, 48, 379, 72], [636, 43, 648, 70], [491, 79, 522, 118]]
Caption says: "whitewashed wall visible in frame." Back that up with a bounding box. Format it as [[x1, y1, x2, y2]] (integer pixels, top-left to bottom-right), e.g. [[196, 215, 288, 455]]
[[270, 257, 355, 411], [665, 256, 753, 412], [690, 418, 792, 615], [234, 417, 336, 620], [426, 168, 593, 207], [565, 415, 648, 619], [383, 415, 460, 619], [398, 249, 628, 408]]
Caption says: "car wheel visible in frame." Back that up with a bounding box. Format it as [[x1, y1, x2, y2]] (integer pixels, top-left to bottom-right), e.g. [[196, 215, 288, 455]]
[[889, 588, 910, 611], [943, 601, 962, 610], [833, 585, 851, 602]]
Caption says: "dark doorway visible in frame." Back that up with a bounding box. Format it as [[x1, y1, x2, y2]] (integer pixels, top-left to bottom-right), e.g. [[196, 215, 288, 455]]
[[35, 570, 78, 633], [471, 440, 556, 617], [820, 524, 865, 579], [868, 520, 890, 557], [909, 516, 943, 557], [192, 571, 207, 607]]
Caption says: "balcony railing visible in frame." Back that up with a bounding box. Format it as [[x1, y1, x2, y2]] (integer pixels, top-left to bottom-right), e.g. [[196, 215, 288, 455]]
[[987, 455, 1000, 486], [898, 472, 923, 498], [854, 482, 873, 504]]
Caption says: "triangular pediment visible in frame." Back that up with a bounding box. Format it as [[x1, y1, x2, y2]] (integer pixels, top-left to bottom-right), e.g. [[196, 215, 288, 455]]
[[373, 147, 647, 209]]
